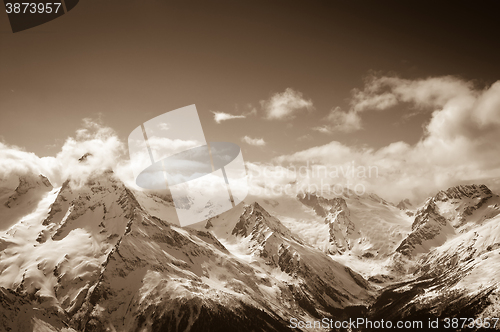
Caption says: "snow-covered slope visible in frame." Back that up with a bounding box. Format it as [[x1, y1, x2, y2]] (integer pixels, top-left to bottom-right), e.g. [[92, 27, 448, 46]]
[[0, 174, 53, 231], [295, 191, 413, 259], [2, 167, 499, 331], [0, 170, 141, 328], [229, 203, 373, 312], [396, 184, 500, 257], [364, 185, 500, 326], [0, 170, 375, 332], [369, 212, 500, 324]]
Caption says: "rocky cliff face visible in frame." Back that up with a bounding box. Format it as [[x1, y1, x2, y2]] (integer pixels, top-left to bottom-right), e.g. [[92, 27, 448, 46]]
[[325, 200, 358, 255], [434, 184, 497, 228], [396, 198, 455, 256], [397, 184, 500, 257], [297, 193, 360, 255]]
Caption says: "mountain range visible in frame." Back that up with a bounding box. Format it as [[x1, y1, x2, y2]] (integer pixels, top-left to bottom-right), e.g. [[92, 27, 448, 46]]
[[1, 168, 499, 331]]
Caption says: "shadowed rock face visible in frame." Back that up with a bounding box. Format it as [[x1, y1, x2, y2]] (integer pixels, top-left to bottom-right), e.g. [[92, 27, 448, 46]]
[[297, 192, 347, 218], [4, 174, 53, 208], [435, 184, 492, 202], [396, 198, 412, 210], [297, 192, 359, 254], [396, 184, 498, 257], [396, 200, 451, 256], [326, 204, 358, 254]]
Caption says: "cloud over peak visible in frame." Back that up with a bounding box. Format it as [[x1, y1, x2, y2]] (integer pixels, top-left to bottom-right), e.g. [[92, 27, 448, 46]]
[[0, 118, 127, 189]]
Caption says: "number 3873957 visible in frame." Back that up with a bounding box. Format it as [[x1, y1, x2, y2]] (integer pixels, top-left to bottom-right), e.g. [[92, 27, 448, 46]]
[[5, 3, 62, 14]]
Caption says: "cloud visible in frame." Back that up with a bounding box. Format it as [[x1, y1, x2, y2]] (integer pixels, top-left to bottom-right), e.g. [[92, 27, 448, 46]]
[[0, 142, 57, 182], [313, 75, 479, 134], [3, 76, 500, 206], [254, 76, 500, 204], [312, 126, 332, 134], [242, 136, 266, 146], [313, 107, 362, 134], [146, 137, 199, 157], [261, 88, 314, 120], [53, 119, 126, 187], [212, 111, 246, 124], [0, 118, 127, 189], [350, 75, 474, 113]]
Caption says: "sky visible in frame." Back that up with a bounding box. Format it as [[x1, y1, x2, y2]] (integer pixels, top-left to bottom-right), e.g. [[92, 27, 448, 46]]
[[1, 0, 500, 204]]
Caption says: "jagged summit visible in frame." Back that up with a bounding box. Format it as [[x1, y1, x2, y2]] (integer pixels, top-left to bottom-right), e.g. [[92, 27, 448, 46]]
[[295, 190, 410, 259], [396, 184, 500, 256], [297, 191, 347, 217], [396, 198, 412, 210], [435, 184, 492, 201], [232, 201, 293, 239], [396, 198, 453, 256], [228, 201, 373, 314]]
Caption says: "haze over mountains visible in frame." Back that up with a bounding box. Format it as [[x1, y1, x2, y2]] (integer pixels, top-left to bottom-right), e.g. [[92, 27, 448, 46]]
[[1, 162, 499, 331]]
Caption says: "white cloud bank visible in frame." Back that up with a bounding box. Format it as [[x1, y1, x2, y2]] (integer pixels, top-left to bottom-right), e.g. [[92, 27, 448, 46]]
[[261, 88, 314, 120], [2, 76, 499, 205], [312, 75, 495, 134], [0, 118, 128, 189], [253, 76, 500, 203], [242, 136, 266, 146]]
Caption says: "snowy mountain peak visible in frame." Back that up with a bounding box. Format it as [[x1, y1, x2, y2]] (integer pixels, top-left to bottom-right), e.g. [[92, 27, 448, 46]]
[[410, 199, 447, 231], [432, 184, 498, 229], [232, 202, 292, 239], [297, 192, 348, 217], [17, 174, 52, 193], [435, 184, 492, 201], [326, 203, 358, 254], [40, 170, 141, 242], [1, 174, 54, 230], [396, 184, 500, 256]]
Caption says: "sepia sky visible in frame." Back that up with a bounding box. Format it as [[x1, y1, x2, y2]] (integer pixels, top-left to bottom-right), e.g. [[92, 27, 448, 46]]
[[1, 1, 500, 202]]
